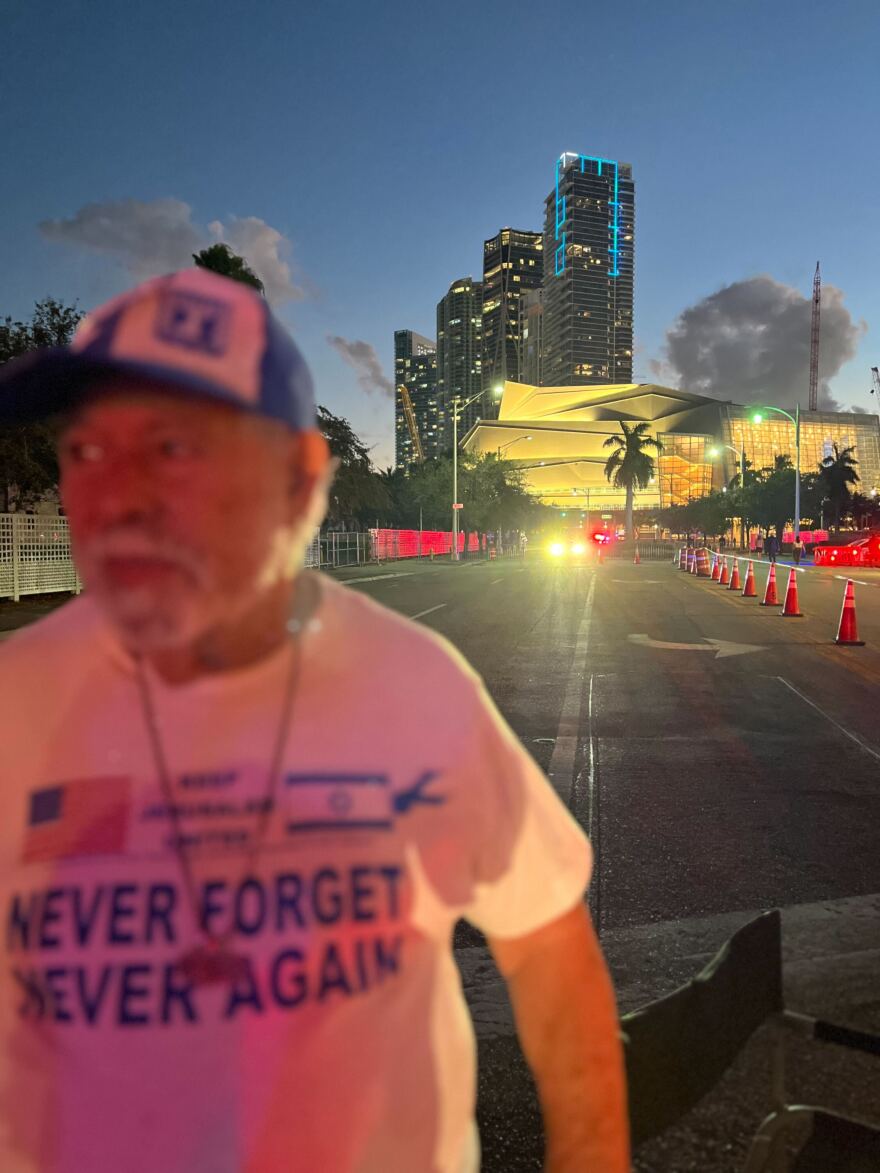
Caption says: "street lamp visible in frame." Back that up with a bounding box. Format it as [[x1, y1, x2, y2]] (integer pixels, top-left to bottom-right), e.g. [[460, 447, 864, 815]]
[[751, 404, 801, 539], [708, 443, 747, 547], [498, 435, 532, 456], [451, 387, 502, 561]]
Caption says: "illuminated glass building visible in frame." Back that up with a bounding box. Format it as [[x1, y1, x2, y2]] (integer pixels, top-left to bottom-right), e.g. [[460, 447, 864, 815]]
[[481, 228, 543, 409], [394, 330, 441, 468], [462, 380, 880, 512], [436, 278, 483, 446], [542, 152, 635, 386], [722, 406, 880, 496]]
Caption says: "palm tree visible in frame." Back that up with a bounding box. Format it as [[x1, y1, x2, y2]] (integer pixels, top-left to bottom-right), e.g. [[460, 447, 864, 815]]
[[818, 443, 860, 533], [603, 422, 663, 540], [192, 244, 264, 293]]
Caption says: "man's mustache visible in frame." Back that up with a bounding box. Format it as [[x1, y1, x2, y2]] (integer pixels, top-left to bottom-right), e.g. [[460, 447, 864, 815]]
[[82, 532, 208, 585]]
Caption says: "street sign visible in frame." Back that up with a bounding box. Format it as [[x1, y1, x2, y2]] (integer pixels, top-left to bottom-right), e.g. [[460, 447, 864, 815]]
[[452, 503, 463, 510]]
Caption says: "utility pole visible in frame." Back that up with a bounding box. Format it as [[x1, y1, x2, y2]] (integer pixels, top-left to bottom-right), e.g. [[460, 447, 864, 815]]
[[808, 262, 821, 411]]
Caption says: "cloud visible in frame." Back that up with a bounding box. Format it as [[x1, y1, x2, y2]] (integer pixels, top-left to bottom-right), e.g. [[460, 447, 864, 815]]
[[206, 216, 302, 305], [39, 198, 305, 305], [326, 336, 394, 398], [653, 276, 865, 411]]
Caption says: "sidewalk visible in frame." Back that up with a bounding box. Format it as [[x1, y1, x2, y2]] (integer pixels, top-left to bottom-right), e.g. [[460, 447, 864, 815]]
[[470, 892, 880, 1171]]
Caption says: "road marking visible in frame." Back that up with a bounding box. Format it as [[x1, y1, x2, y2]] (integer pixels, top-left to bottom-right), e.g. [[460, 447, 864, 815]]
[[343, 572, 415, 584], [490, 578, 503, 585], [835, 570, 877, 584], [775, 676, 880, 763], [585, 674, 597, 840], [548, 575, 596, 798], [409, 604, 447, 621], [628, 633, 765, 658]]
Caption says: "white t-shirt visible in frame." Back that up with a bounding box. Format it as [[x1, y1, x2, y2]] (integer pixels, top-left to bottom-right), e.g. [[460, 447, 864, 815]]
[[0, 574, 591, 1173]]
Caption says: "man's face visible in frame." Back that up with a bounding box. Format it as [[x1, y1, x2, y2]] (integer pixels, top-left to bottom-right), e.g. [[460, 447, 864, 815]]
[[59, 381, 322, 652]]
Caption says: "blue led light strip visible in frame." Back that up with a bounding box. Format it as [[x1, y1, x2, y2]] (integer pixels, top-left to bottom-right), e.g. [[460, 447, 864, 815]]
[[554, 157, 566, 274], [556, 153, 622, 279]]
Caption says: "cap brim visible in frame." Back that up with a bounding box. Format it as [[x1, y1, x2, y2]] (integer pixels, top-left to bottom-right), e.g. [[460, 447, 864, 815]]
[[0, 348, 279, 425]]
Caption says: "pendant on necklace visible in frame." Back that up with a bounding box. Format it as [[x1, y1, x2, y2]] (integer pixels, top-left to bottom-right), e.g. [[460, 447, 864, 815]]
[[178, 939, 251, 986]]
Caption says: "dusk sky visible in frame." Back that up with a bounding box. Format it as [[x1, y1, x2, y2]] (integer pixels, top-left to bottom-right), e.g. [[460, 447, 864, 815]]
[[3, 0, 879, 466]]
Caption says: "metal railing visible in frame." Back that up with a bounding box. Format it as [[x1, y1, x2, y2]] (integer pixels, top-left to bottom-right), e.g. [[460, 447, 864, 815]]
[[0, 520, 507, 599], [0, 514, 82, 601], [605, 540, 677, 561]]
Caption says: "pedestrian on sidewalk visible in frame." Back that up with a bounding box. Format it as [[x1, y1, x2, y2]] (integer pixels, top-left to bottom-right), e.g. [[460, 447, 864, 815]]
[[0, 269, 629, 1173], [793, 535, 805, 565], [755, 531, 765, 557], [765, 531, 779, 562]]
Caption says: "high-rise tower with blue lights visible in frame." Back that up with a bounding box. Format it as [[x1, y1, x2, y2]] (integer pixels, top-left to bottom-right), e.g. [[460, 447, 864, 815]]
[[541, 152, 634, 386]]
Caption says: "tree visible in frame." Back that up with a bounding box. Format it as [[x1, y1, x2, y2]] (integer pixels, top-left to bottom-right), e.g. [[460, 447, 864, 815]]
[[0, 297, 84, 511], [818, 443, 860, 533], [193, 244, 264, 293], [602, 422, 663, 540], [317, 405, 390, 528]]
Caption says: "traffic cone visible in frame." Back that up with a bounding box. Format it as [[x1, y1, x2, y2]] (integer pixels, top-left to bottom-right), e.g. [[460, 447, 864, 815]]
[[686, 548, 695, 573], [741, 560, 757, 598], [760, 563, 779, 607], [679, 548, 687, 570], [634, 546, 641, 565], [719, 557, 730, 586], [711, 553, 721, 581], [728, 559, 741, 591], [835, 579, 864, 645], [781, 568, 803, 617]]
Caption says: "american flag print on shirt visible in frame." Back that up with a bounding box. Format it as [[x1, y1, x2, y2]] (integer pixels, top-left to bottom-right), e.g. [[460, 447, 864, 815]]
[[23, 777, 131, 863]]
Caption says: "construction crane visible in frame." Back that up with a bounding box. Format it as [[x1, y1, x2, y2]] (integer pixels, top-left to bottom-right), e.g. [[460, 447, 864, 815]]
[[808, 261, 821, 411], [397, 384, 424, 462]]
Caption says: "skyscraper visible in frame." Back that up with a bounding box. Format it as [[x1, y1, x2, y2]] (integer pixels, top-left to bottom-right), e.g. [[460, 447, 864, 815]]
[[481, 228, 543, 407], [519, 288, 544, 387], [436, 278, 483, 446], [394, 329, 441, 468], [542, 152, 634, 386]]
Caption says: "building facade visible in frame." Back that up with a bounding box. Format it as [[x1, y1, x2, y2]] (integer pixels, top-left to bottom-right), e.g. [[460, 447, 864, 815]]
[[481, 228, 543, 409], [436, 278, 483, 446], [461, 380, 880, 514], [722, 406, 880, 495], [519, 289, 544, 387], [394, 330, 441, 468], [542, 152, 635, 386]]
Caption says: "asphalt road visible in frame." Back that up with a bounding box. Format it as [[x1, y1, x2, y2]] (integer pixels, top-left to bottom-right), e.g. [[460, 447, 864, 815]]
[[338, 552, 880, 929], [335, 551, 880, 1170]]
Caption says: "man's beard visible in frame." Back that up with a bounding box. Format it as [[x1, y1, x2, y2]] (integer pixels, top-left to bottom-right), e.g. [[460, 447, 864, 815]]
[[76, 532, 215, 652]]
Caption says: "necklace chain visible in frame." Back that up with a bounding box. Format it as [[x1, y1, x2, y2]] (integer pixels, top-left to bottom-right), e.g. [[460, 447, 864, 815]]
[[134, 635, 303, 949]]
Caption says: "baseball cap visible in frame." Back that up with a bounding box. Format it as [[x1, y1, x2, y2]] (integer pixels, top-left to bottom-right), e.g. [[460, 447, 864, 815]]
[[0, 268, 317, 431]]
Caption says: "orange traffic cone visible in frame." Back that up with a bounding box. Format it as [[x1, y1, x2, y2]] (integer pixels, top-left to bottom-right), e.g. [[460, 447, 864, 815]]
[[711, 553, 721, 581], [679, 548, 687, 570], [741, 560, 757, 598], [634, 546, 641, 565], [728, 559, 741, 591], [760, 563, 779, 607], [781, 568, 803, 617], [719, 556, 730, 586], [835, 579, 864, 645], [691, 549, 698, 575]]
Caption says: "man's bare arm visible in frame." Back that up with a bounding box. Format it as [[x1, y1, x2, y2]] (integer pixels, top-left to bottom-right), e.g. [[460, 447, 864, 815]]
[[490, 903, 630, 1173]]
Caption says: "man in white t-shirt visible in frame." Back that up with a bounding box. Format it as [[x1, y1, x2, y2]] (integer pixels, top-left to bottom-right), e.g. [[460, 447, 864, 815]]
[[0, 269, 628, 1172]]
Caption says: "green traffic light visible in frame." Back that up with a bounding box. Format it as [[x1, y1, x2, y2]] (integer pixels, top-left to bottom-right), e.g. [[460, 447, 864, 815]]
[[752, 412, 763, 424]]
